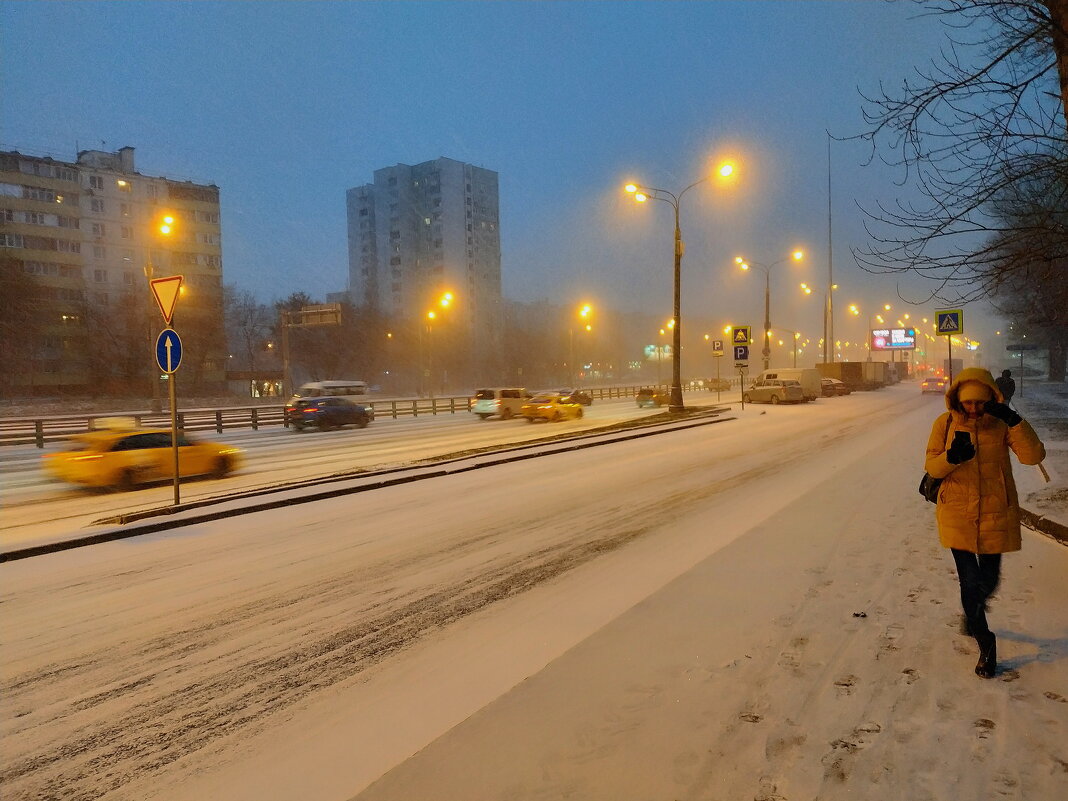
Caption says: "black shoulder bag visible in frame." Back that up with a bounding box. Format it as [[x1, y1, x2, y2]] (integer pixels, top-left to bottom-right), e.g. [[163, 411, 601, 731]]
[[918, 416, 952, 503]]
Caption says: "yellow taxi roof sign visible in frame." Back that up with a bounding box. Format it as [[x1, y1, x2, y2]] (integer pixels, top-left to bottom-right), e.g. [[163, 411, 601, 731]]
[[150, 275, 184, 324]]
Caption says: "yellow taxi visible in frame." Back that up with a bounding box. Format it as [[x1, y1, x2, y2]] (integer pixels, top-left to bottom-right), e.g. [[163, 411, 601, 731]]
[[520, 393, 584, 423], [43, 419, 243, 490]]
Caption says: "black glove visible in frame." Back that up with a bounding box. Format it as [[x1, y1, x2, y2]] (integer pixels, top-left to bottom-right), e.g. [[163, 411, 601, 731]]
[[946, 435, 976, 465], [984, 401, 1022, 427]]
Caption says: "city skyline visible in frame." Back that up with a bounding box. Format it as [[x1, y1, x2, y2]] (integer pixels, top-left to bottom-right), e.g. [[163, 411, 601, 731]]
[[1, 1, 1006, 349]]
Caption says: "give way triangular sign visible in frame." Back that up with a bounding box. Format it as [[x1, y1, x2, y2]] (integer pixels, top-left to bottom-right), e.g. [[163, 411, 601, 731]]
[[150, 275, 184, 324]]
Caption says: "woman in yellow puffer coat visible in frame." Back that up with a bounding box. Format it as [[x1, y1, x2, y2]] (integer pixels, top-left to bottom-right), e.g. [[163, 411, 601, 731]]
[[924, 367, 1045, 678]]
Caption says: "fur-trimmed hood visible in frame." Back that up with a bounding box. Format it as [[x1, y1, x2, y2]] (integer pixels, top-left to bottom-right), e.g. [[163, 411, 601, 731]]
[[944, 367, 1003, 412]]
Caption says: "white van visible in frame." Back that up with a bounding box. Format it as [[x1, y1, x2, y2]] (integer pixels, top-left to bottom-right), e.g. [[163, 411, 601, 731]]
[[757, 368, 822, 402], [471, 387, 531, 420], [290, 380, 369, 400]]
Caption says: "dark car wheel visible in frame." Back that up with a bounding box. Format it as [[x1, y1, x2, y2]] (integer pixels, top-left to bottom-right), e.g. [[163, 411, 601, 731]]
[[211, 455, 232, 479], [357, 415, 369, 429], [577, 407, 583, 418], [115, 467, 139, 492], [771, 395, 780, 404], [317, 418, 333, 431]]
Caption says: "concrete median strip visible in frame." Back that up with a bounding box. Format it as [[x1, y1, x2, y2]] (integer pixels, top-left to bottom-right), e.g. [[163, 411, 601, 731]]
[[1, 410, 733, 562]]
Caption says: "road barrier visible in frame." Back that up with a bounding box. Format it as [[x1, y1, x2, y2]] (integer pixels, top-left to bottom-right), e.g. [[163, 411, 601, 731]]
[[0, 381, 731, 447]]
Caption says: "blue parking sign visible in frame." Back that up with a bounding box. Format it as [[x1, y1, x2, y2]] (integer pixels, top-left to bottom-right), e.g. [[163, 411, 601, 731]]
[[734, 344, 749, 361]]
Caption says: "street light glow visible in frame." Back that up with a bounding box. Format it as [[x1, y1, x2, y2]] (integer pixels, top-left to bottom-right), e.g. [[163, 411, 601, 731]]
[[718, 162, 734, 178], [792, 250, 804, 261]]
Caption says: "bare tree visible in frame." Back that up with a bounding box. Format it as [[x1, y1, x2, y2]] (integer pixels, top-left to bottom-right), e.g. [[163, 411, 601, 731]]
[[224, 286, 272, 373], [856, 0, 1068, 302]]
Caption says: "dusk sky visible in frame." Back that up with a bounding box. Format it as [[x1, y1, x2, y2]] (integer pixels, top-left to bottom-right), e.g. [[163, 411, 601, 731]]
[[1, 1, 1003, 350]]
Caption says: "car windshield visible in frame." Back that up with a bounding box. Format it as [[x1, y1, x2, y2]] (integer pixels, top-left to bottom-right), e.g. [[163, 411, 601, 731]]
[[474, 390, 496, 400]]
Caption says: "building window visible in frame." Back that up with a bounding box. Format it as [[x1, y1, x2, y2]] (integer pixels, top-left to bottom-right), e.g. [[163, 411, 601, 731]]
[[124, 271, 135, 284], [121, 226, 132, 239], [359, 208, 368, 216], [94, 291, 109, 305], [91, 223, 106, 237], [117, 179, 132, 192], [89, 176, 104, 190], [26, 211, 46, 224], [94, 269, 108, 282], [147, 184, 158, 198], [121, 203, 131, 217], [1, 233, 24, 247], [390, 257, 401, 265], [93, 245, 106, 259], [90, 198, 105, 212], [387, 176, 397, 186]]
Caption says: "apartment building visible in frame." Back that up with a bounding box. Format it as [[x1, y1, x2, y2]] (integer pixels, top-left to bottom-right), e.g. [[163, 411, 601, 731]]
[[0, 146, 225, 396], [346, 157, 503, 387]]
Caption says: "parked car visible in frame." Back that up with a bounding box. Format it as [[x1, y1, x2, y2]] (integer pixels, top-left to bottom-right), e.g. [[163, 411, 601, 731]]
[[743, 378, 805, 404], [756, 368, 822, 402], [286, 396, 373, 431], [921, 376, 948, 394], [557, 388, 593, 406], [521, 393, 584, 423], [707, 378, 732, 392], [821, 377, 851, 397], [42, 423, 242, 490], [471, 387, 532, 419], [636, 387, 669, 408]]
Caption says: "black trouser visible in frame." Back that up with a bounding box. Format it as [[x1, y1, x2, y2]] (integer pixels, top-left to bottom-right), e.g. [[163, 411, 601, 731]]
[[950, 549, 1002, 638]]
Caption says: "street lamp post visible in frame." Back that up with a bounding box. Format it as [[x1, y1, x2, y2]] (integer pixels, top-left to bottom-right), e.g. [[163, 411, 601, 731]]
[[424, 291, 454, 398], [568, 304, 592, 386], [736, 250, 803, 371], [625, 162, 734, 412]]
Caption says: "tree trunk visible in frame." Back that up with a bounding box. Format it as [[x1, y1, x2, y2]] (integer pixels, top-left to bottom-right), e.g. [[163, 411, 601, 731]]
[[1047, 0, 1068, 129]]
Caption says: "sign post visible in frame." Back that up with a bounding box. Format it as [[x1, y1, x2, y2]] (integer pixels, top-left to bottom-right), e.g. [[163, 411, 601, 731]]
[[732, 326, 751, 410], [935, 309, 963, 383], [711, 339, 724, 400], [150, 275, 184, 505]]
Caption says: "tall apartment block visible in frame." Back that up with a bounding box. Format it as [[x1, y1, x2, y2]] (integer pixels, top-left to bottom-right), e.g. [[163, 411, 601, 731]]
[[0, 146, 225, 396], [346, 157, 502, 386]]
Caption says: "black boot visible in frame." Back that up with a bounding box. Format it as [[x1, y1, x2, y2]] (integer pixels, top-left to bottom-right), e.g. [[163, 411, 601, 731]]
[[975, 632, 997, 679]]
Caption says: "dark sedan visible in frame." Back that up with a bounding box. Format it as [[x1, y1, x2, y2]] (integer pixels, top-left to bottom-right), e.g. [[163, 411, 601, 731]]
[[286, 396, 374, 431], [557, 388, 593, 406]]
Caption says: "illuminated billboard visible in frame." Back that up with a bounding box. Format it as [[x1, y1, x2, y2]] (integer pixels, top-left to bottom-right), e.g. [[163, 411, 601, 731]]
[[870, 328, 916, 351]]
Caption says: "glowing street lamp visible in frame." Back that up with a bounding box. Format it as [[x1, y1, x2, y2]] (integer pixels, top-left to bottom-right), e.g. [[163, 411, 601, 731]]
[[624, 161, 736, 411], [568, 303, 594, 386], [736, 249, 804, 370]]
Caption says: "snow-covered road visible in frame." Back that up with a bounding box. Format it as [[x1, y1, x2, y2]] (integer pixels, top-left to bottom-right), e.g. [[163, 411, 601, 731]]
[[0, 393, 694, 547], [2, 384, 1065, 801]]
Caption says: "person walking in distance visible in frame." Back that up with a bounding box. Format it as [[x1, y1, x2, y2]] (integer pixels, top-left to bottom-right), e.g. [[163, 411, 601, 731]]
[[995, 369, 1017, 408], [924, 367, 1044, 678]]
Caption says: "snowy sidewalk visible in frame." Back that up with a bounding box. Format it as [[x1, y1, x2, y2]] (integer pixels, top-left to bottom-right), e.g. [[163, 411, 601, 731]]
[[353, 384, 1068, 801]]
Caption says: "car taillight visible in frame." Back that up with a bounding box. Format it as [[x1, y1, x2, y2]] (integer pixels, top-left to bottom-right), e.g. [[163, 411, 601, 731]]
[[72, 454, 104, 461], [303, 406, 317, 413]]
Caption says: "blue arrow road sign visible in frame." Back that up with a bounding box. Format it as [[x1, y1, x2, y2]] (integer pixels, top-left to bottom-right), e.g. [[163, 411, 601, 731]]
[[155, 329, 183, 374]]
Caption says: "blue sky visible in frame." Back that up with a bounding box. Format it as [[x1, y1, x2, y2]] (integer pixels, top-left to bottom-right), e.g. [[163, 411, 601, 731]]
[[1, 0, 1002, 350]]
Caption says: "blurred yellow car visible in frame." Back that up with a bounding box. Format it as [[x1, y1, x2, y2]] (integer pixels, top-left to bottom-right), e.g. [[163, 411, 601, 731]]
[[520, 393, 584, 423], [43, 424, 242, 490]]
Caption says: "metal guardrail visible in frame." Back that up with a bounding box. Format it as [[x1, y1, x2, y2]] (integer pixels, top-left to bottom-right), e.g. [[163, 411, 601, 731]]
[[0, 382, 731, 448]]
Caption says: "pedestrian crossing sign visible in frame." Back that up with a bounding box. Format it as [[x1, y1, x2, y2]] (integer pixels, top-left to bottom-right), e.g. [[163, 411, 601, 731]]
[[732, 326, 751, 345], [936, 310, 963, 336]]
